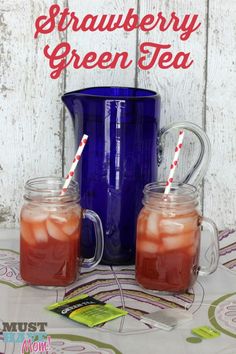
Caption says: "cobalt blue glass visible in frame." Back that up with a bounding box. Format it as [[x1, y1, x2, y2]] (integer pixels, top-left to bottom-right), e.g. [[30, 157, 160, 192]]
[[62, 87, 161, 265]]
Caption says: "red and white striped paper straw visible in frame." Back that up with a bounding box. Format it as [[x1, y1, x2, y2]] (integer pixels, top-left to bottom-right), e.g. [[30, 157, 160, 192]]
[[61, 134, 88, 194], [164, 130, 185, 195]]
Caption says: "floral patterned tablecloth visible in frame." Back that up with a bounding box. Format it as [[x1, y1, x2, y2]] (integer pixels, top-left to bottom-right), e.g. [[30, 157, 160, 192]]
[[0, 229, 235, 354]]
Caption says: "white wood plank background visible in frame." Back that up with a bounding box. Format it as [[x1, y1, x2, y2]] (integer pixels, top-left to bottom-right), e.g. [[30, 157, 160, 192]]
[[0, 0, 66, 226], [0, 0, 235, 230], [204, 0, 236, 228]]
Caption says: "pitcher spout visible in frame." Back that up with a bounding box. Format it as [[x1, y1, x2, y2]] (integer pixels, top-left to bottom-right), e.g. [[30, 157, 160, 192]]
[[61, 92, 80, 119]]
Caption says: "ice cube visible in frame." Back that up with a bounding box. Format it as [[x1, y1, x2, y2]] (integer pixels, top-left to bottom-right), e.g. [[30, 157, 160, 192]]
[[33, 224, 48, 243], [62, 218, 80, 236], [162, 236, 183, 251], [138, 240, 159, 254], [49, 214, 67, 223], [162, 232, 194, 251], [160, 219, 184, 235], [175, 215, 198, 232], [137, 210, 148, 235], [146, 212, 159, 237], [21, 206, 48, 223], [46, 219, 68, 241], [21, 221, 36, 246]]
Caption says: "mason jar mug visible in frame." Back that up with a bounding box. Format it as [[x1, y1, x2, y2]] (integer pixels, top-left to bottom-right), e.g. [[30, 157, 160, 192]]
[[135, 182, 219, 293], [20, 177, 104, 287]]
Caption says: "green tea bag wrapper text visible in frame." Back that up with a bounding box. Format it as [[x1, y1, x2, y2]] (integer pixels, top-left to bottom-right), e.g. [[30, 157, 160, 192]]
[[48, 294, 127, 327]]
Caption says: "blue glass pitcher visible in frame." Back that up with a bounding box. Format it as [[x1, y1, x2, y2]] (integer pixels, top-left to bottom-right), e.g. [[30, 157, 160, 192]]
[[62, 87, 210, 265]]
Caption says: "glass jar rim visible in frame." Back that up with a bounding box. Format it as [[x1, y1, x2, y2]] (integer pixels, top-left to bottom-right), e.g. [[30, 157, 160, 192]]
[[24, 176, 80, 204], [144, 182, 197, 195], [143, 182, 198, 210]]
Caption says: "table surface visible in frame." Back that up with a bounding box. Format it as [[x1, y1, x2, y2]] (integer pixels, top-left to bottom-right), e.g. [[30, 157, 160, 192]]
[[0, 229, 236, 354]]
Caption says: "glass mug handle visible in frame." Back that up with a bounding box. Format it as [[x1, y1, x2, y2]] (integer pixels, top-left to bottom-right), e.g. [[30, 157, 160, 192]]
[[81, 209, 104, 268], [198, 216, 219, 276], [158, 121, 211, 186]]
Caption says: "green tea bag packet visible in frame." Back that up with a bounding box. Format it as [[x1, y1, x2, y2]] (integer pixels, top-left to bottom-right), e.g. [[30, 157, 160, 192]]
[[47, 294, 127, 327]]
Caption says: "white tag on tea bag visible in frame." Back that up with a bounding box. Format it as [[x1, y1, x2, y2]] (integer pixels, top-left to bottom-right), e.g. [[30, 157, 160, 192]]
[[140, 308, 193, 331]]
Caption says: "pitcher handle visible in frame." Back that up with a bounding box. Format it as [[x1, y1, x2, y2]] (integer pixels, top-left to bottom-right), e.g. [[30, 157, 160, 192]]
[[158, 121, 211, 187]]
